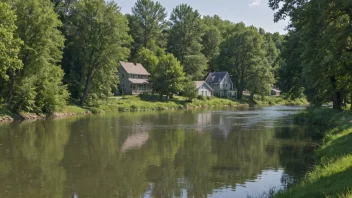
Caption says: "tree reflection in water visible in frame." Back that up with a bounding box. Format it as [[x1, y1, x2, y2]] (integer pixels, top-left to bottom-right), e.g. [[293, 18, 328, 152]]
[[0, 107, 319, 198]]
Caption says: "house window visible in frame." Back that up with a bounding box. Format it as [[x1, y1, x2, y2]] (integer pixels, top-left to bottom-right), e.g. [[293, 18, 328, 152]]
[[122, 74, 124, 79], [225, 83, 227, 88]]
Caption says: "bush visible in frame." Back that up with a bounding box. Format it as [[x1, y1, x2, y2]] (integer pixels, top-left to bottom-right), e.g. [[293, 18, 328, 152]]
[[207, 96, 212, 100], [197, 95, 206, 100], [183, 80, 198, 101]]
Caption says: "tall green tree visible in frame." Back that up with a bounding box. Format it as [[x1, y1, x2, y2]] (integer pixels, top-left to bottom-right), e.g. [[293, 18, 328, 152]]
[[64, 0, 131, 105], [218, 26, 273, 99], [0, 2, 22, 98], [201, 15, 236, 71], [151, 53, 185, 99], [270, 0, 352, 109], [135, 47, 159, 74], [130, 0, 167, 51], [168, 4, 207, 79], [201, 25, 221, 61], [5, 0, 68, 113]]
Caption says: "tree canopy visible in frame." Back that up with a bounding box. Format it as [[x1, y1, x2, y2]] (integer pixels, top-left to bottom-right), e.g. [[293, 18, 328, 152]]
[[270, 0, 352, 109], [63, 0, 131, 105], [0, 0, 286, 113]]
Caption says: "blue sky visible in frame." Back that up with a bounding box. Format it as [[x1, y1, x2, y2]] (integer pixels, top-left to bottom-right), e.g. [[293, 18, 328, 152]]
[[114, 0, 289, 34]]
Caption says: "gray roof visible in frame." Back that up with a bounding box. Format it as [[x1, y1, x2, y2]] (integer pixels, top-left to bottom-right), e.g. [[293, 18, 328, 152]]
[[205, 72, 228, 84]]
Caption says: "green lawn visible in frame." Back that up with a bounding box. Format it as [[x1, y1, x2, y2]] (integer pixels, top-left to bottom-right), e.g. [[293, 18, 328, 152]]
[[83, 95, 244, 113], [275, 108, 352, 198]]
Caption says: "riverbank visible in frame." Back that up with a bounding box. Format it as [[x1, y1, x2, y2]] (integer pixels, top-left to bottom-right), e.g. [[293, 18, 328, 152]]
[[0, 96, 246, 122], [0, 95, 308, 123], [274, 108, 352, 197]]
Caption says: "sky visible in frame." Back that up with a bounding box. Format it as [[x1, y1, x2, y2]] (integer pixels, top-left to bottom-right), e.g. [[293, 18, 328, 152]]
[[114, 0, 289, 34]]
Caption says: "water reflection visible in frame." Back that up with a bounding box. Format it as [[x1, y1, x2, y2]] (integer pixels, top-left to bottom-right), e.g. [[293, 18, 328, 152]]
[[0, 106, 318, 198]]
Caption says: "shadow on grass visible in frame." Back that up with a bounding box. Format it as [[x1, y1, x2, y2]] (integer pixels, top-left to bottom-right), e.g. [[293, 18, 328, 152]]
[[317, 132, 352, 161], [276, 167, 352, 198], [138, 94, 187, 106]]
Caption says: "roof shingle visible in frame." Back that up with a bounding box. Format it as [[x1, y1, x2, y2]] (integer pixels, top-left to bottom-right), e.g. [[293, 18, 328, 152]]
[[205, 72, 228, 84], [120, 61, 150, 75], [194, 81, 213, 90]]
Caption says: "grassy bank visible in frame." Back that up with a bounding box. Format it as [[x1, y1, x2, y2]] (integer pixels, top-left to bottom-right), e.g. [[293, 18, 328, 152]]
[[274, 108, 352, 198], [253, 95, 308, 106], [1, 94, 306, 122], [84, 95, 245, 113]]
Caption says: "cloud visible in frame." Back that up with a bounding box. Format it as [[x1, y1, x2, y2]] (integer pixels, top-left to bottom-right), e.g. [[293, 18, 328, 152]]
[[249, 0, 262, 7]]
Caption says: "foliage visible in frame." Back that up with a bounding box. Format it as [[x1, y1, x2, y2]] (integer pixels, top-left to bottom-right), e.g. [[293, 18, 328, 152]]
[[4, 0, 68, 114], [135, 47, 159, 73], [151, 53, 185, 98], [129, 0, 167, 53], [270, 0, 352, 110], [168, 4, 207, 79], [64, 0, 131, 105], [183, 80, 198, 101], [0, 0, 286, 114], [218, 25, 275, 100], [0, 2, 22, 85]]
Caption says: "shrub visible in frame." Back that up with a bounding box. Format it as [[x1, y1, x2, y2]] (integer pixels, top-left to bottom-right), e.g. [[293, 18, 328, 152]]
[[197, 95, 206, 100]]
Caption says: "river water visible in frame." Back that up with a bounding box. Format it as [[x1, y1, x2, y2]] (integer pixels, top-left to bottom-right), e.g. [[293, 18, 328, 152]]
[[0, 106, 319, 198]]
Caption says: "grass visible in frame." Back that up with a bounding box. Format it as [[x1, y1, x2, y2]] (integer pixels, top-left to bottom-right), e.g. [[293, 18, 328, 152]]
[[60, 105, 89, 114], [274, 108, 352, 198], [83, 95, 244, 113], [0, 94, 307, 121], [253, 95, 308, 106]]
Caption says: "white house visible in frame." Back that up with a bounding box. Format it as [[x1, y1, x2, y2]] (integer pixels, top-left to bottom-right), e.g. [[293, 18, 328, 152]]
[[205, 72, 236, 97], [194, 81, 213, 97]]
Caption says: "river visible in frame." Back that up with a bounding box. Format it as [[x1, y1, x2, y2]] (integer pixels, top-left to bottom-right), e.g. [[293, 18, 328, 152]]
[[0, 106, 320, 198]]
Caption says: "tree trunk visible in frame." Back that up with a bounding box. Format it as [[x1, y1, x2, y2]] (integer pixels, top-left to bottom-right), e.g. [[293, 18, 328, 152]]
[[79, 74, 93, 106], [250, 92, 255, 101], [237, 91, 243, 100], [330, 76, 342, 110]]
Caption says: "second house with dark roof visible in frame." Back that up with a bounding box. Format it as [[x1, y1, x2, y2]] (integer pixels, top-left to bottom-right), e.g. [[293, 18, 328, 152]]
[[117, 61, 152, 95], [205, 72, 236, 97]]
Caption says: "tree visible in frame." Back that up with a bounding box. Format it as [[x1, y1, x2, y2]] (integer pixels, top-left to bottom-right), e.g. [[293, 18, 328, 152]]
[[201, 25, 221, 61], [168, 4, 207, 79], [151, 53, 185, 99], [5, 0, 68, 113], [64, 0, 131, 105], [135, 47, 159, 73], [270, 0, 352, 109], [128, 0, 167, 55], [183, 80, 198, 101], [277, 31, 305, 99], [0, 2, 22, 98], [218, 26, 273, 100]]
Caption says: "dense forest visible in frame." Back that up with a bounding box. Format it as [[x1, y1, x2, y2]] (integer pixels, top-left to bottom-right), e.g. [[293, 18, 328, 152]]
[[0, 0, 350, 114], [269, 0, 352, 110]]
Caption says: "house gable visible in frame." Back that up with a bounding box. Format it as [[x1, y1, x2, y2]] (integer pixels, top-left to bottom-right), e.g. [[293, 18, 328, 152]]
[[220, 73, 233, 87]]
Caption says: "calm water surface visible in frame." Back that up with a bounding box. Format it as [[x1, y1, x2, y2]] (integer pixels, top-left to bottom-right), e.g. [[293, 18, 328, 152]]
[[0, 106, 320, 198]]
